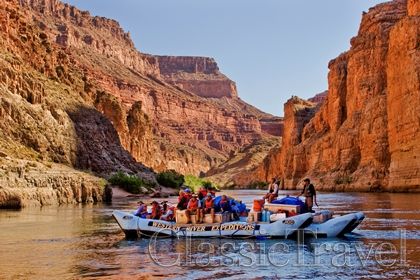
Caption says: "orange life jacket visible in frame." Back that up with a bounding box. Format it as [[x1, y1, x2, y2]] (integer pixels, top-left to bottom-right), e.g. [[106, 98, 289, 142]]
[[205, 198, 213, 209], [188, 199, 199, 210], [151, 205, 161, 217]]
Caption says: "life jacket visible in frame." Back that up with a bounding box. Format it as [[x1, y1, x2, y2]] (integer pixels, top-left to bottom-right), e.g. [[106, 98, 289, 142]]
[[151, 205, 161, 217], [198, 190, 207, 200], [188, 199, 199, 210], [205, 198, 213, 209], [178, 194, 188, 205], [163, 206, 175, 221]]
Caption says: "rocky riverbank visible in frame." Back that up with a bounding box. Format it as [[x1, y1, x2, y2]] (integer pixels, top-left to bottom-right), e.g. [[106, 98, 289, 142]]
[[0, 157, 105, 208]]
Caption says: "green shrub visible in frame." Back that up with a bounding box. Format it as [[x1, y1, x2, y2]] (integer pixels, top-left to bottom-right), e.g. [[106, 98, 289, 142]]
[[203, 181, 213, 189], [184, 175, 218, 192], [157, 170, 185, 188], [109, 171, 145, 194]]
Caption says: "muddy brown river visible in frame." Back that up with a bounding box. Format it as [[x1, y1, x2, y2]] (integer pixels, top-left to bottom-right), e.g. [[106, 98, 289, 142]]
[[0, 190, 419, 279]]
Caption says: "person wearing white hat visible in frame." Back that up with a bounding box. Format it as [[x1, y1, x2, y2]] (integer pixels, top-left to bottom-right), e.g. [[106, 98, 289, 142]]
[[186, 194, 202, 223]]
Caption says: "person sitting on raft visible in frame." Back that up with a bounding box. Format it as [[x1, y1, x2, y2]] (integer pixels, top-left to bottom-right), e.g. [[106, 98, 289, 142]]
[[203, 193, 215, 223], [219, 195, 231, 213], [186, 194, 203, 223], [160, 201, 175, 221], [197, 186, 208, 201], [264, 177, 279, 203], [148, 201, 162, 220], [134, 201, 148, 218], [177, 190, 190, 210], [230, 200, 243, 221], [208, 186, 216, 197]]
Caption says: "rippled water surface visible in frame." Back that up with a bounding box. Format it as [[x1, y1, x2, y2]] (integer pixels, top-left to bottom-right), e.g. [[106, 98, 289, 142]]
[[0, 190, 419, 279]]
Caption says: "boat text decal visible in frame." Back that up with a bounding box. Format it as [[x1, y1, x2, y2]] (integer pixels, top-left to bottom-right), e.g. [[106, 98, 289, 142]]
[[148, 221, 255, 232]]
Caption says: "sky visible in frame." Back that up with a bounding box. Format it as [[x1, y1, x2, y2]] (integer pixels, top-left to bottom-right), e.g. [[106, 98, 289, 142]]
[[63, 0, 386, 116]]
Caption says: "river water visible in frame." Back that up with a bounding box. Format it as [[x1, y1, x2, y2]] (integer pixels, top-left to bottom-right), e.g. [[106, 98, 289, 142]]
[[0, 190, 419, 279]]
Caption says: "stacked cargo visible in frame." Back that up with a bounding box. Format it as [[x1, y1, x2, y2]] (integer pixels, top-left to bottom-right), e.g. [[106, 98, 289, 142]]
[[312, 210, 334, 224]]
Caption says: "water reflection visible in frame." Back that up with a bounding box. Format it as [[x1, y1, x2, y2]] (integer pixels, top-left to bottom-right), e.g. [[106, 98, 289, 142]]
[[0, 191, 419, 279]]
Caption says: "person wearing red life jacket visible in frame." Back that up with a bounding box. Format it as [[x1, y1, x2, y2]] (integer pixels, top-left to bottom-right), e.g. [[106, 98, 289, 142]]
[[203, 193, 215, 223], [160, 201, 175, 221], [198, 187, 208, 201], [177, 190, 190, 210], [186, 194, 202, 223], [148, 201, 162, 220]]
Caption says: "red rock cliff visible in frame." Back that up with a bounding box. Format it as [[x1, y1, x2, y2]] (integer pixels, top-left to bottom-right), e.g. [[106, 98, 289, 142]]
[[387, 0, 420, 190], [155, 56, 238, 98], [249, 0, 420, 192], [2, 0, 283, 178], [19, 0, 160, 76]]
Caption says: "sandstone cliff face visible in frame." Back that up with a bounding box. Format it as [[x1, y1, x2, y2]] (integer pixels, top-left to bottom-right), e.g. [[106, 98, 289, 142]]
[[308, 91, 327, 104], [245, 0, 419, 192], [0, 0, 155, 207], [243, 97, 319, 187], [386, 0, 420, 190], [0, 0, 283, 210], [19, 0, 160, 76], [205, 137, 280, 188], [155, 56, 238, 99], [14, 0, 283, 175], [0, 157, 105, 208]]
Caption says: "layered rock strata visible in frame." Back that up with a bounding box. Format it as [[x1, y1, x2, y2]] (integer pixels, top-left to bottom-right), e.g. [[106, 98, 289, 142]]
[[15, 0, 283, 175], [0, 0, 284, 209], [239, 0, 420, 192]]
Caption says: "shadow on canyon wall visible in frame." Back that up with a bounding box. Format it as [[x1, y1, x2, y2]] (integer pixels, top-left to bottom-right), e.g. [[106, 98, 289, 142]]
[[67, 106, 150, 175]]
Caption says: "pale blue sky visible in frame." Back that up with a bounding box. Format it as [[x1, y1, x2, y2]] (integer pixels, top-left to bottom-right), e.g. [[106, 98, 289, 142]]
[[63, 0, 386, 116]]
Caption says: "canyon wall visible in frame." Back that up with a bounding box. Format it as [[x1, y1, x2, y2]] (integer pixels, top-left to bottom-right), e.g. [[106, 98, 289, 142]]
[[0, 0, 283, 209], [19, 0, 160, 76], [386, 0, 420, 190], [0, 0, 162, 207], [155, 56, 238, 98], [244, 0, 419, 192], [10, 0, 284, 176]]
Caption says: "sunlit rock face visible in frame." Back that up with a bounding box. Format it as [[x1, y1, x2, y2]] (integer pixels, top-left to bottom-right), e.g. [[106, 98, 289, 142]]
[[0, 0, 283, 206], [155, 55, 238, 99], [245, 0, 420, 192]]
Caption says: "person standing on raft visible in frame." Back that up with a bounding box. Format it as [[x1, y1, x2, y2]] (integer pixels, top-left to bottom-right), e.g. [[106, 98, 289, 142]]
[[297, 178, 318, 213]]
